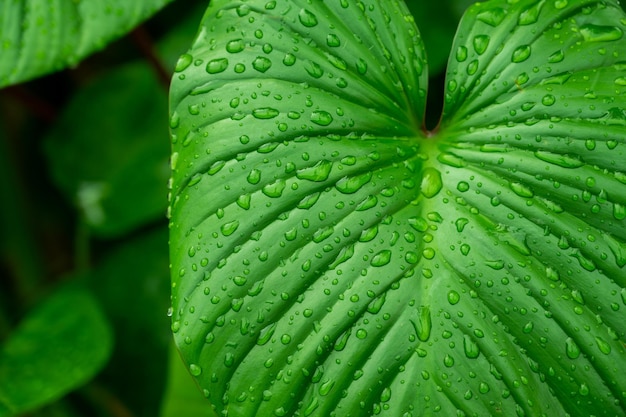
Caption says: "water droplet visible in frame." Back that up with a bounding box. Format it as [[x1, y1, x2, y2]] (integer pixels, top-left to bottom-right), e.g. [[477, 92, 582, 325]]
[[206, 57, 229, 74], [511, 45, 531, 63], [443, 354, 455, 367], [356, 58, 368, 74], [595, 336, 611, 354], [236, 4, 251, 16], [518, 2, 543, 25], [247, 169, 261, 184], [579, 24, 623, 42], [310, 110, 333, 126], [175, 53, 192, 72], [510, 182, 533, 197], [298, 8, 318, 27], [457, 181, 470, 192], [326, 34, 341, 47], [253, 107, 280, 119], [535, 150, 584, 168], [412, 306, 432, 342], [305, 60, 324, 78], [463, 335, 480, 358], [565, 337, 580, 359], [263, 179, 286, 198], [554, 0, 568, 9], [473, 35, 490, 55], [455, 217, 469, 232], [296, 160, 333, 181], [371, 250, 391, 267], [447, 290, 460, 305], [226, 39, 245, 53], [189, 363, 202, 376], [420, 167, 443, 198], [548, 50, 564, 63], [356, 329, 368, 339], [541, 94, 556, 106], [283, 53, 296, 66], [456, 46, 468, 62], [614, 76, 626, 86], [476, 8, 506, 27], [253, 56, 272, 72], [336, 172, 372, 194], [319, 378, 335, 396], [221, 220, 240, 236]]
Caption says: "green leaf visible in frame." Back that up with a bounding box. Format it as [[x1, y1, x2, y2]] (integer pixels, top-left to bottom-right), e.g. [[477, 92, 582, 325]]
[[43, 61, 170, 238], [0, 0, 173, 87], [169, 1, 626, 416], [0, 287, 112, 417]]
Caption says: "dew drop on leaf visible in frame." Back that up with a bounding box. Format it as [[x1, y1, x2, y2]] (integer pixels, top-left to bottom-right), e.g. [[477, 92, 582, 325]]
[[336, 172, 372, 194], [226, 39, 245, 53], [420, 167, 443, 198], [310, 110, 333, 126], [456, 45, 468, 62], [595, 336, 612, 354], [355, 329, 367, 339], [371, 250, 391, 267], [252, 56, 272, 72], [252, 107, 280, 119], [189, 363, 202, 376], [262, 180, 286, 198], [298, 8, 318, 27], [548, 49, 564, 63], [283, 53, 296, 66], [518, 2, 543, 25], [476, 8, 506, 27], [579, 24, 623, 42], [326, 34, 341, 47], [247, 169, 261, 184], [447, 290, 460, 305], [413, 306, 432, 342], [206, 57, 229, 74], [296, 160, 333, 181], [221, 220, 240, 236], [463, 335, 480, 359], [565, 337, 580, 359], [472, 34, 490, 55], [175, 53, 193, 72], [511, 45, 531, 63]]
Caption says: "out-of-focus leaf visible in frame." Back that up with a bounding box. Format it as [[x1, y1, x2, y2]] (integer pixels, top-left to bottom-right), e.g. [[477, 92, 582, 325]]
[[0, 287, 112, 417], [160, 343, 217, 417], [43, 61, 170, 238], [156, 1, 209, 72], [89, 227, 171, 417], [0, 0, 174, 87]]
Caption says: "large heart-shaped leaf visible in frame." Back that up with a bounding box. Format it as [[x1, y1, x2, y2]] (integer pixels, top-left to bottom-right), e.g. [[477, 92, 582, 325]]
[[0, 0, 173, 87], [169, 1, 626, 416]]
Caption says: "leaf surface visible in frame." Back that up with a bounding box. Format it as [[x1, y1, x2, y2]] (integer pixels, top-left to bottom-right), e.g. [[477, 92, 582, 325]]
[[169, 1, 626, 416], [0, 0, 173, 87]]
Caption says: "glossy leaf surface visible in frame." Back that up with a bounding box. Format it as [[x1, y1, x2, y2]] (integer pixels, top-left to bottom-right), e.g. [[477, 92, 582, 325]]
[[169, 1, 626, 416], [0, 287, 112, 417], [0, 0, 173, 87]]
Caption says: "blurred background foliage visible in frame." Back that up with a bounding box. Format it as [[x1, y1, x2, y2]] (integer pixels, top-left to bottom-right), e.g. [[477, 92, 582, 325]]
[[5, 0, 622, 416]]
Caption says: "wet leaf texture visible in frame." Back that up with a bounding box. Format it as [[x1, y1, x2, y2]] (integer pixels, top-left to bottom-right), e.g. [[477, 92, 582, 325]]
[[169, 1, 626, 416]]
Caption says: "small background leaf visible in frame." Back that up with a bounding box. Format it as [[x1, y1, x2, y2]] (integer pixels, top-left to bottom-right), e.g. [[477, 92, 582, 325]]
[[0, 286, 112, 417], [43, 61, 170, 238]]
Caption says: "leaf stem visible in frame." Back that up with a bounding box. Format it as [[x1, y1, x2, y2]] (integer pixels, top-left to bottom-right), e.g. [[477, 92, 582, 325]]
[[130, 26, 171, 90]]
